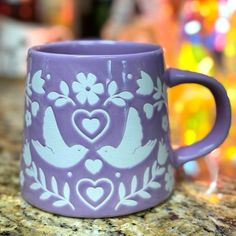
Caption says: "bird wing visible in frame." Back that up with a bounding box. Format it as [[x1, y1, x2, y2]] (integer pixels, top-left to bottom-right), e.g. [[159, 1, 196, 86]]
[[43, 107, 67, 150], [118, 107, 143, 150]]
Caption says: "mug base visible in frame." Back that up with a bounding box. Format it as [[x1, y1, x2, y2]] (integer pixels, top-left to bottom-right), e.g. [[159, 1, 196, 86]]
[[21, 190, 174, 218]]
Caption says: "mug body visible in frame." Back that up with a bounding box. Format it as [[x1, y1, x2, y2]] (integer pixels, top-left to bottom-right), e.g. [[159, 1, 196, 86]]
[[20, 40, 175, 217]]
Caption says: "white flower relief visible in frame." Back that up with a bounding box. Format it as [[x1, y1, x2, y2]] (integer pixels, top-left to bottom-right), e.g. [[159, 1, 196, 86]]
[[157, 139, 168, 165], [72, 73, 104, 105], [165, 164, 175, 192], [136, 71, 154, 96]]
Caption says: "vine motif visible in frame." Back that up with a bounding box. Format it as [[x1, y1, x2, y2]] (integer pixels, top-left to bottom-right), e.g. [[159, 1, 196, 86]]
[[25, 70, 45, 126], [135, 70, 167, 119], [104, 80, 134, 106], [115, 160, 165, 210], [47, 81, 76, 107], [22, 142, 75, 210], [25, 163, 75, 210]]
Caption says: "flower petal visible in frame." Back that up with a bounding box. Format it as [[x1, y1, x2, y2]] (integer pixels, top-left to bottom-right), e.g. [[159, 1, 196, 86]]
[[76, 91, 87, 104], [87, 91, 99, 105], [76, 73, 87, 85], [91, 83, 104, 95], [87, 73, 97, 86], [72, 81, 84, 93]]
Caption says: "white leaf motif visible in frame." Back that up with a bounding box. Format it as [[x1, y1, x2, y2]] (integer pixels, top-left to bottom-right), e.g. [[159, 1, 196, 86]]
[[157, 78, 162, 92], [39, 168, 46, 188], [108, 81, 118, 96], [138, 191, 151, 199], [40, 192, 51, 200], [157, 102, 163, 111], [156, 167, 166, 176], [119, 182, 126, 199], [122, 199, 137, 207], [143, 103, 154, 119], [149, 182, 161, 189], [111, 98, 126, 107], [118, 91, 134, 100], [32, 162, 37, 179], [20, 171, 24, 187], [23, 141, 32, 167], [30, 183, 41, 190], [51, 177, 58, 195], [151, 160, 157, 177], [25, 168, 34, 177], [31, 70, 45, 94], [63, 182, 70, 201], [55, 98, 67, 107], [31, 101, 39, 117], [143, 167, 150, 186], [53, 200, 67, 208], [60, 81, 69, 96], [47, 92, 60, 100], [131, 176, 137, 194]]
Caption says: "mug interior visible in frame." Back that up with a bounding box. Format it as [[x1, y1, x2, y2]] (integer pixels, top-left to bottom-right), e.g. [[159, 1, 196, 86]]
[[32, 40, 162, 56]]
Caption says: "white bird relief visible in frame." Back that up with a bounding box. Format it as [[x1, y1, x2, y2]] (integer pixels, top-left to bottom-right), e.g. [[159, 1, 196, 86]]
[[97, 107, 157, 169], [32, 107, 89, 168]]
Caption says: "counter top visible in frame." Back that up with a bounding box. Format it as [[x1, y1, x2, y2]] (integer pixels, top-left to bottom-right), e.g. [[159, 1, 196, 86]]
[[0, 79, 236, 236]]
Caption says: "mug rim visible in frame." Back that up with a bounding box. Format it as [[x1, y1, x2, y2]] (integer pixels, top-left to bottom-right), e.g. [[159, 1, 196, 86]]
[[29, 40, 163, 58]]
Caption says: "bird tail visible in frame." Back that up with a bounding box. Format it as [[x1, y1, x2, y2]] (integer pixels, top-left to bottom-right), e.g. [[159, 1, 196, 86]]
[[143, 139, 157, 155], [31, 139, 52, 158]]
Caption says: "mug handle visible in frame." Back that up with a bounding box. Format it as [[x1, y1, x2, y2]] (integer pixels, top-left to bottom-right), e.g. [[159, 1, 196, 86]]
[[163, 68, 231, 167]]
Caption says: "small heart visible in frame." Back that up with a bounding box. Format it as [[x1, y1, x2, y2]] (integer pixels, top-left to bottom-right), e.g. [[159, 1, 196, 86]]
[[76, 178, 114, 210], [86, 187, 104, 202], [82, 118, 100, 135], [85, 159, 103, 174]]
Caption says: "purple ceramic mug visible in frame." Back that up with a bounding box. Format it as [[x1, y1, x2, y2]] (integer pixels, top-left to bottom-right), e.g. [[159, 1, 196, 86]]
[[20, 40, 231, 218]]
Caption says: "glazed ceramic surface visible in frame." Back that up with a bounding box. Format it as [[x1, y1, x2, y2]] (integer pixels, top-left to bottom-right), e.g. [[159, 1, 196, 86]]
[[20, 40, 231, 217]]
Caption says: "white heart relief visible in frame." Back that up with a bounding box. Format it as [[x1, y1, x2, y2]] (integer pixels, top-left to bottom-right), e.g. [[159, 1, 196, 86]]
[[82, 118, 100, 134], [76, 178, 114, 210], [72, 109, 110, 143], [86, 187, 104, 202], [85, 159, 103, 174]]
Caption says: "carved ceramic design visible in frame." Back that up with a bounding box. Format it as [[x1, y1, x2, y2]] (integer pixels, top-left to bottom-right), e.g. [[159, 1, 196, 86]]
[[115, 160, 164, 210], [72, 109, 111, 143], [24, 70, 44, 127], [164, 165, 175, 192], [72, 73, 104, 105], [157, 139, 168, 166], [23, 141, 75, 210], [138, 72, 167, 119], [85, 159, 103, 175], [104, 80, 134, 107], [23, 61, 171, 214], [97, 107, 157, 169], [48, 80, 76, 107], [32, 107, 89, 168], [76, 178, 114, 210]]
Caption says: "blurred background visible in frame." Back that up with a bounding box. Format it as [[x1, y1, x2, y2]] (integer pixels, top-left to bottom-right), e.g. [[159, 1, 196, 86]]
[[0, 0, 235, 193]]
